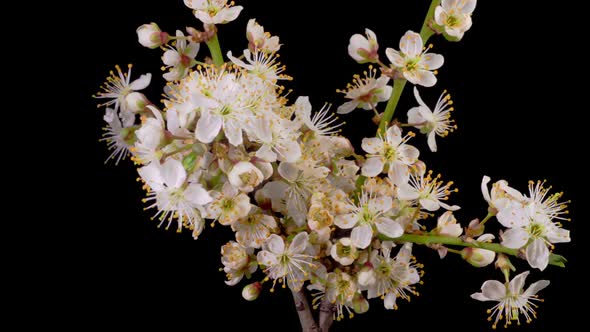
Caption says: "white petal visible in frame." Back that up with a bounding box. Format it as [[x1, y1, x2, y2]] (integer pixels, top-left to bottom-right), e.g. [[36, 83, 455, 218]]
[[138, 162, 165, 191], [481, 280, 506, 301], [351, 224, 373, 249], [361, 157, 384, 177], [257, 250, 278, 267], [334, 213, 358, 229], [361, 137, 384, 154], [509, 271, 529, 294], [523, 280, 550, 297], [265, 234, 285, 254], [162, 50, 181, 66], [439, 201, 461, 211], [481, 175, 492, 203], [501, 228, 530, 249], [278, 162, 299, 182], [275, 140, 301, 163], [129, 73, 152, 91], [460, 0, 477, 14], [195, 111, 222, 143], [546, 226, 570, 244], [407, 107, 426, 125], [375, 217, 403, 238], [405, 69, 437, 87], [218, 6, 243, 23], [419, 53, 444, 70], [427, 131, 438, 152], [161, 159, 186, 188], [399, 31, 422, 58], [470, 292, 490, 302], [227, 51, 253, 70], [224, 119, 243, 146], [420, 198, 440, 211], [526, 238, 549, 271], [288, 232, 309, 254], [256, 144, 277, 162], [385, 126, 403, 146], [384, 292, 397, 310], [398, 145, 420, 164], [337, 100, 359, 114], [184, 184, 213, 206], [385, 48, 404, 67], [396, 184, 420, 200]]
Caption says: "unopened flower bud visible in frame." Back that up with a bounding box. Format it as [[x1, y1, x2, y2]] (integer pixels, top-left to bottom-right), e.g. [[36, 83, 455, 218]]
[[125, 92, 149, 112], [348, 29, 379, 63], [242, 282, 261, 301], [461, 247, 495, 267], [137, 23, 169, 49], [495, 254, 516, 272], [352, 293, 369, 314]]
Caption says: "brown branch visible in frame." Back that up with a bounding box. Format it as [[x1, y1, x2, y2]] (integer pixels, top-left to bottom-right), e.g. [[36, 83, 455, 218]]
[[319, 297, 335, 332], [291, 288, 320, 332]]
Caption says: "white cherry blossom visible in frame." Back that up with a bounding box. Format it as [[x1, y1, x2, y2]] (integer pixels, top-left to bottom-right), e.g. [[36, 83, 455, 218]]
[[471, 271, 549, 329], [385, 31, 444, 87]]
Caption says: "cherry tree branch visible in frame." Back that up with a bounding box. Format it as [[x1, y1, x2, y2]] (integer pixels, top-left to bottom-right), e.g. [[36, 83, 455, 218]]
[[319, 297, 335, 332], [291, 289, 320, 332]]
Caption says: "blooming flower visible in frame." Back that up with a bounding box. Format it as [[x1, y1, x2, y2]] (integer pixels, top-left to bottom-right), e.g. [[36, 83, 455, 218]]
[[95, 64, 152, 112], [408, 87, 456, 152], [330, 238, 358, 266], [162, 31, 200, 82], [480, 176, 521, 216], [364, 243, 420, 310], [263, 162, 325, 226], [528, 180, 570, 222], [500, 203, 569, 271], [247, 115, 302, 163], [233, 210, 278, 249], [221, 241, 257, 285], [133, 106, 165, 164], [101, 108, 134, 165], [334, 190, 402, 249], [295, 97, 343, 136], [397, 170, 460, 211], [206, 182, 252, 226], [435, 0, 477, 40], [138, 159, 213, 232], [137, 22, 169, 49], [194, 72, 251, 146], [324, 270, 358, 320], [228, 161, 264, 193], [348, 28, 379, 63], [257, 232, 315, 291], [184, 0, 243, 25], [385, 31, 444, 87], [247, 19, 280, 53], [336, 66, 392, 114], [227, 49, 288, 83], [361, 126, 419, 184], [471, 271, 549, 328]]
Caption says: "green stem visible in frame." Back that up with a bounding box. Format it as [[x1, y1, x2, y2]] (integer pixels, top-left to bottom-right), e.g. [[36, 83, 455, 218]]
[[420, 0, 440, 43], [479, 213, 493, 226], [205, 33, 224, 67], [376, 0, 439, 135], [377, 79, 406, 135], [389, 233, 565, 267]]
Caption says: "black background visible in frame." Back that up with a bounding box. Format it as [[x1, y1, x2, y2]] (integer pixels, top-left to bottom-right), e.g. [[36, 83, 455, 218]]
[[65, 0, 585, 330]]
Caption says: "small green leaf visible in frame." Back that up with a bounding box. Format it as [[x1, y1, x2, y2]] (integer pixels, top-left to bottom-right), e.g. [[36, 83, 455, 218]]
[[549, 254, 567, 268]]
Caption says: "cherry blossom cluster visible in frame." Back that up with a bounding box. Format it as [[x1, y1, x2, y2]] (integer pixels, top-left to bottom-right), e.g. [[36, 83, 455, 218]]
[[94, 0, 571, 329]]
